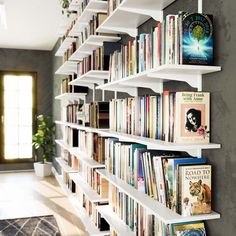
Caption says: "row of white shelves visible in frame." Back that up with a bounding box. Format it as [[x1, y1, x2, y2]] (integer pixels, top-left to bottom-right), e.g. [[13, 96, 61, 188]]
[[52, 167, 110, 236], [55, 139, 105, 168], [55, 121, 221, 152], [69, 0, 108, 37], [97, 169, 220, 225]]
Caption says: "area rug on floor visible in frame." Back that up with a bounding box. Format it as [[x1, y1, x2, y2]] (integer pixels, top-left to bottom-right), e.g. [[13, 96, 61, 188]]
[[0, 215, 61, 236]]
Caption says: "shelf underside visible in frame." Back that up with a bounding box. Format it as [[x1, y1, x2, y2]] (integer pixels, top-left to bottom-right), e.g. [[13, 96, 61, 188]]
[[55, 93, 87, 101], [55, 37, 76, 57], [96, 65, 221, 93], [69, 70, 109, 86], [55, 61, 78, 75], [96, 0, 176, 37], [69, 35, 121, 61]]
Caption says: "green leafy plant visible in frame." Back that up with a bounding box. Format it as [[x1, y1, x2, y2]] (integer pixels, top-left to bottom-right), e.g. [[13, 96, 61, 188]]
[[60, 0, 70, 17], [32, 115, 56, 163]]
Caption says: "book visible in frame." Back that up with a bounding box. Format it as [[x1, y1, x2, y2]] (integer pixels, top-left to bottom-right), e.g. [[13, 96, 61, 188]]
[[172, 222, 206, 236], [180, 12, 213, 65], [175, 92, 210, 143], [178, 164, 212, 215]]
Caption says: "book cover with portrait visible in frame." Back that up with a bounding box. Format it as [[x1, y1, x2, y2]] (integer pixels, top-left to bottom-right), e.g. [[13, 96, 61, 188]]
[[175, 92, 210, 143]]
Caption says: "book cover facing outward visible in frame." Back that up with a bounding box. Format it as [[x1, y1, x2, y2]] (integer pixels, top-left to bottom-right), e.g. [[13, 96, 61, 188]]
[[179, 164, 211, 216], [175, 92, 210, 143], [181, 12, 213, 65], [172, 222, 206, 236]]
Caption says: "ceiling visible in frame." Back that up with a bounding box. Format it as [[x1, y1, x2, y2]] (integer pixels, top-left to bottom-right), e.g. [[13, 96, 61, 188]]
[[0, 0, 63, 51]]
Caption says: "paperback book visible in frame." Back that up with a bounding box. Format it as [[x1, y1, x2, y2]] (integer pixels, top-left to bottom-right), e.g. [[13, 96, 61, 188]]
[[178, 164, 212, 216], [175, 92, 210, 143], [180, 12, 213, 65]]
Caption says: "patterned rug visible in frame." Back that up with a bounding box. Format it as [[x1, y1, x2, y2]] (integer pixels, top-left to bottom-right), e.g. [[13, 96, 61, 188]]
[[0, 215, 61, 236]]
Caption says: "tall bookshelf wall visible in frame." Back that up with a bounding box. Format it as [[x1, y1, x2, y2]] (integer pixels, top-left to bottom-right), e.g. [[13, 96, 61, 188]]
[[53, 0, 220, 235]]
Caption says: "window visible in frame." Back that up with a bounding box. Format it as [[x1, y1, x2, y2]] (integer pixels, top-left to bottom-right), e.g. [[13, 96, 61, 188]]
[[0, 73, 36, 162]]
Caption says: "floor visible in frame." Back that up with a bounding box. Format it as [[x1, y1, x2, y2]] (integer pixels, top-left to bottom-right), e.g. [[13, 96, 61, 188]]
[[0, 171, 89, 236]]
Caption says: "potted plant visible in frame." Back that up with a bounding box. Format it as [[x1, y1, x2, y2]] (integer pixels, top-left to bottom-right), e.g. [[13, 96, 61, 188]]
[[32, 115, 56, 177], [60, 0, 70, 17]]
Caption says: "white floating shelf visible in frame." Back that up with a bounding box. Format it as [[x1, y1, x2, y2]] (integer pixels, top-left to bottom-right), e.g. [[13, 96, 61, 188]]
[[55, 93, 87, 101], [55, 123, 221, 151], [55, 157, 77, 173], [55, 61, 78, 75], [96, 0, 175, 37], [69, 0, 108, 37], [55, 139, 70, 150], [55, 121, 98, 133], [68, 0, 81, 11], [56, 138, 105, 168], [97, 130, 221, 151], [69, 173, 108, 203], [70, 148, 106, 168], [97, 170, 220, 224], [57, 15, 75, 37], [69, 35, 121, 61], [69, 70, 109, 86], [96, 65, 222, 93], [96, 205, 135, 236], [55, 37, 77, 57], [52, 168, 109, 236]]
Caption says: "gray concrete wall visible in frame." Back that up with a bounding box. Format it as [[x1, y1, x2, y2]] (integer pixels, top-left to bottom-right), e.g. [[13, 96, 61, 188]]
[[0, 48, 53, 115], [163, 1, 236, 235], [0, 48, 53, 170]]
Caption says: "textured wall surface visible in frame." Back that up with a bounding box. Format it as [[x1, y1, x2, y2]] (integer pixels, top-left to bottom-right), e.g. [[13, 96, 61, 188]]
[[165, 0, 236, 235], [52, 0, 236, 234], [0, 48, 53, 115], [0, 48, 53, 170]]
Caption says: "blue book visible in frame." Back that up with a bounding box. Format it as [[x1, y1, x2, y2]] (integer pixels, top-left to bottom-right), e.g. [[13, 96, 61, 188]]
[[181, 12, 213, 65]]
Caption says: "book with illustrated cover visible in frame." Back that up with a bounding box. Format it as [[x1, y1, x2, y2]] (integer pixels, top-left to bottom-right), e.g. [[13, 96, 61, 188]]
[[178, 164, 211, 216], [180, 12, 213, 65], [175, 92, 210, 143], [172, 222, 206, 236]]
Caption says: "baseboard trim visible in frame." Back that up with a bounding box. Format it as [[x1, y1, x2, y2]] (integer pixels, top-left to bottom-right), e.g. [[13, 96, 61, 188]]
[[0, 169, 34, 173]]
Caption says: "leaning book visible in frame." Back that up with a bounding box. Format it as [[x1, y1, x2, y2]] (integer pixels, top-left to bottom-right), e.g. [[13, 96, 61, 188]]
[[178, 164, 211, 216], [180, 12, 213, 65], [175, 92, 210, 143]]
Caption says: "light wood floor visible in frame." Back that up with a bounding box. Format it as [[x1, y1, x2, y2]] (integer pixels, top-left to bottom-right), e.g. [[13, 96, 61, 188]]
[[0, 171, 89, 236]]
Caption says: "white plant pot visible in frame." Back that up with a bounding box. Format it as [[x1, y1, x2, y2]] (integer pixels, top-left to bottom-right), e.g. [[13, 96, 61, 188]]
[[34, 162, 52, 177]]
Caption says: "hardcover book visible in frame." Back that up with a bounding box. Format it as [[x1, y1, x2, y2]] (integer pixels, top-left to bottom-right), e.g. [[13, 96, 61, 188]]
[[180, 12, 213, 65], [178, 164, 212, 216], [175, 92, 210, 143]]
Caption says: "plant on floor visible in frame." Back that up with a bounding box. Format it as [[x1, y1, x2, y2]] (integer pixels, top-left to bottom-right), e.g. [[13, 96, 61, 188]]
[[60, 0, 70, 17], [32, 115, 56, 163]]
